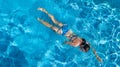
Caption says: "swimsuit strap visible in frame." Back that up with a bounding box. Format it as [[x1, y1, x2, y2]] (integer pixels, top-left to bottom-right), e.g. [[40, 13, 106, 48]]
[[69, 34, 78, 42]]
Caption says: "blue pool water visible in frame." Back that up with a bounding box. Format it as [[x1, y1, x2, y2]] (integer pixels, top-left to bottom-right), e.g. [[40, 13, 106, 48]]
[[0, 0, 120, 67]]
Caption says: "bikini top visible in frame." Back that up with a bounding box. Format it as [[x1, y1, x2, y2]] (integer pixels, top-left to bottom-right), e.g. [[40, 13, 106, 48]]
[[69, 34, 83, 47], [69, 34, 87, 49], [69, 34, 78, 42]]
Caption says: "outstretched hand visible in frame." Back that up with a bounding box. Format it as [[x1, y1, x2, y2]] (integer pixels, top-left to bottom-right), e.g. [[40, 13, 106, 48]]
[[91, 45, 103, 62]]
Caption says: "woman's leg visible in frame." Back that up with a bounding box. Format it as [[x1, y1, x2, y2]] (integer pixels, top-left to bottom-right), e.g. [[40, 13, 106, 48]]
[[37, 8, 64, 27], [37, 18, 61, 34]]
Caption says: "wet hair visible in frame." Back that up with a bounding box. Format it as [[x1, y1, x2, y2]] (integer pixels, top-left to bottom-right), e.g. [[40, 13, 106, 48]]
[[81, 38, 90, 52], [83, 43, 90, 52]]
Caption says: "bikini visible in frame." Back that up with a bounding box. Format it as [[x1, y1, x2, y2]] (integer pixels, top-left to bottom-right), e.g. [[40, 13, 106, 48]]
[[57, 24, 87, 49], [69, 34, 78, 41], [57, 24, 69, 35], [67, 34, 82, 47], [69, 34, 87, 49]]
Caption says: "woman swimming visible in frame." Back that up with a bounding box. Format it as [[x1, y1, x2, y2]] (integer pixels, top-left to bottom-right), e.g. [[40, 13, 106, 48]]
[[37, 8, 90, 52], [37, 8, 103, 62]]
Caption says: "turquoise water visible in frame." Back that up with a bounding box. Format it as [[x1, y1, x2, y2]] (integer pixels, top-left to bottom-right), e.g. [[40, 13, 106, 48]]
[[0, 0, 120, 67]]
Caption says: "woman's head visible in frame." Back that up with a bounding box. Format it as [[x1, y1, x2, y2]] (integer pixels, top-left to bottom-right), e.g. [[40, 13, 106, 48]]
[[80, 38, 90, 52]]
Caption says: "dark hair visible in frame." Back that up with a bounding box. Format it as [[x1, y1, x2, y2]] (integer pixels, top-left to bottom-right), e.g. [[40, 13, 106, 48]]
[[83, 43, 90, 52], [81, 38, 90, 52]]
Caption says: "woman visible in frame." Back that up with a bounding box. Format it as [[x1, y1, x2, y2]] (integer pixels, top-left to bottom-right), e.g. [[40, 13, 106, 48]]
[[37, 8, 90, 52]]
